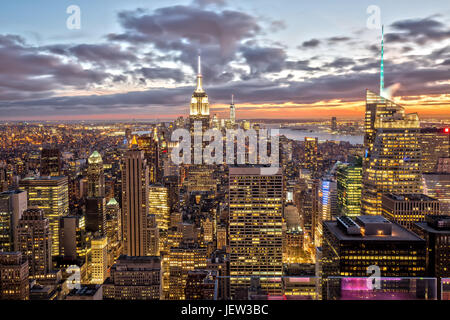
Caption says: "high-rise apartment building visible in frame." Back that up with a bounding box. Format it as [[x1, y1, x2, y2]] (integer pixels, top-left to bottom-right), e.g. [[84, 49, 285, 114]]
[[17, 208, 52, 277], [362, 90, 422, 215], [0, 190, 27, 252], [121, 143, 150, 256], [381, 194, 440, 230], [19, 176, 69, 256], [228, 167, 284, 297]]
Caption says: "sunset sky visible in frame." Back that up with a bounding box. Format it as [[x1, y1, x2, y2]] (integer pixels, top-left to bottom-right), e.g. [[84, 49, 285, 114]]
[[0, 0, 449, 120]]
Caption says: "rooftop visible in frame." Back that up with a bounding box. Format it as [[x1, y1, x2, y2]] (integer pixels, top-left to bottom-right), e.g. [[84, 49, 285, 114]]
[[384, 193, 438, 202], [325, 216, 424, 242]]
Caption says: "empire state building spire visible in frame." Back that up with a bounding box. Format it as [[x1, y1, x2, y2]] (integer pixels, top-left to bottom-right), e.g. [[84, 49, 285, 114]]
[[195, 55, 204, 93]]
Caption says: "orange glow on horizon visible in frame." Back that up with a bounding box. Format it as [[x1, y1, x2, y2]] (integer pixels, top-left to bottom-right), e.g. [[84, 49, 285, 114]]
[[4, 94, 450, 121]]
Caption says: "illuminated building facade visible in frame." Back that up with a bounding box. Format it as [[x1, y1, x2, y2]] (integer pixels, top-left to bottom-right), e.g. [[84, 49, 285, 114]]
[[337, 162, 362, 217], [419, 128, 450, 173], [382, 193, 440, 230], [121, 144, 150, 256], [315, 179, 337, 247], [0, 252, 29, 300], [103, 255, 161, 300], [362, 90, 422, 215], [167, 243, 207, 300], [304, 137, 318, 176], [87, 151, 105, 198], [90, 236, 108, 285], [149, 184, 170, 232], [322, 215, 426, 299], [183, 165, 217, 195], [229, 167, 284, 297], [0, 190, 27, 252], [17, 208, 52, 277], [19, 176, 69, 256]]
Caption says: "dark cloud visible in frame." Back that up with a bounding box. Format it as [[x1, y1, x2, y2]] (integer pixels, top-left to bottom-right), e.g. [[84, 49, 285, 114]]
[[285, 60, 320, 72], [0, 34, 110, 101], [387, 17, 450, 44], [107, 6, 262, 83], [136, 67, 186, 82], [299, 39, 320, 48], [323, 58, 355, 69], [240, 46, 287, 75], [327, 36, 351, 43], [192, 0, 227, 7]]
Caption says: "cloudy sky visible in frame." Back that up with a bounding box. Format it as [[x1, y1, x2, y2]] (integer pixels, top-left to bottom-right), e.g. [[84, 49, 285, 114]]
[[0, 0, 449, 120]]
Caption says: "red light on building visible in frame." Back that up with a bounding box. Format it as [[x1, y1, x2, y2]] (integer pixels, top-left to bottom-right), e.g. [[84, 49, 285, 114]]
[[445, 128, 449, 133]]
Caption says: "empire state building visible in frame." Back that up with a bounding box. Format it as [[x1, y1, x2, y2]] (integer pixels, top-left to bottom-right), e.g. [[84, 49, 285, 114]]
[[189, 56, 210, 132]]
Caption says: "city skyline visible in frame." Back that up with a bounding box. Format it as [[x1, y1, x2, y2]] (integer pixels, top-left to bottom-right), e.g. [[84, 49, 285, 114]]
[[0, 0, 449, 120]]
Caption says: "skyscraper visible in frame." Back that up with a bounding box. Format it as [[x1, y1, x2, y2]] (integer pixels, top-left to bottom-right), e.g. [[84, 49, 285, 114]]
[[337, 161, 362, 217], [17, 208, 52, 278], [121, 141, 150, 256], [137, 131, 160, 184], [189, 55, 210, 131], [40, 148, 62, 177], [19, 176, 69, 256], [87, 151, 105, 198], [90, 236, 108, 285], [0, 190, 27, 252], [331, 117, 337, 131], [230, 94, 236, 125], [228, 167, 284, 297], [419, 128, 450, 173], [362, 90, 422, 215], [149, 184, 170, 232], [315, 179, 337, 246], [85, 197, 106, 235], [304, 137, 319, 176]]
